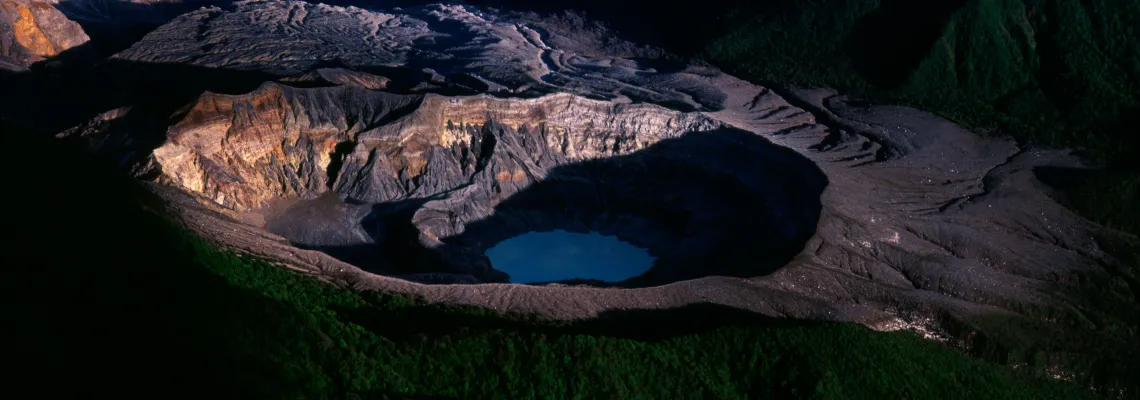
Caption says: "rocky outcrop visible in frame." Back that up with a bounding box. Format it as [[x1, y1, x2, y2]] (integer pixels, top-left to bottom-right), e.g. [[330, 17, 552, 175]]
[[0, 0, 88, 66], [149, 83, 719, 213], [150, 83, 421, 211]]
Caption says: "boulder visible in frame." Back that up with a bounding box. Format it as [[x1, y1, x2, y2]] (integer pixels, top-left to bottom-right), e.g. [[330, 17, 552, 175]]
[[0, 0, 89, 66]]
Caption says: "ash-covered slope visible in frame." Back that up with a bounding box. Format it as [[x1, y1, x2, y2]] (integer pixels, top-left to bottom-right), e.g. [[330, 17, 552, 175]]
[[66, 1, 1131, 330], [0, 0, 88, 68], [113, 0, 719, 111]]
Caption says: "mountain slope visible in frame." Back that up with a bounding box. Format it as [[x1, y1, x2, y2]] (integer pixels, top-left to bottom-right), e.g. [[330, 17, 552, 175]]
[[702, 0, 1140, 163]]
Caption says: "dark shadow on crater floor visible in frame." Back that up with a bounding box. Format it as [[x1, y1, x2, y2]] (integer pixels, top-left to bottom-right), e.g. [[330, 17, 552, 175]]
[[265, 195, 460, 277], [303, 127, 827, 288], [449, 128, 827, 287]]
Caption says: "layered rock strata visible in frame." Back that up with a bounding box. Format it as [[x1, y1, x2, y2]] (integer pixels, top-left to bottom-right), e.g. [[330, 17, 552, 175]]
[[151, 83, 720, 212]]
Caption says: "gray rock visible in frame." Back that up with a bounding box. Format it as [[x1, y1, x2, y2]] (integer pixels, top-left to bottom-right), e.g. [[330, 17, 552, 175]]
[[279, 67, 391, 89], [112, 1, 724, 111]]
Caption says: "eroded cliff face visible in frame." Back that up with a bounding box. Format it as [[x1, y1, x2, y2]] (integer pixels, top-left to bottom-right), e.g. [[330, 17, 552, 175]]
[[152, 83, 420, 211], [0, 0, 88, 66], [151, 82, 720, 213]]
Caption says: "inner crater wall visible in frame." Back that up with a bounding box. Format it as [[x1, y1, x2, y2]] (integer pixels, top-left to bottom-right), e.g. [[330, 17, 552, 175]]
[[144, 82, 823, 286]]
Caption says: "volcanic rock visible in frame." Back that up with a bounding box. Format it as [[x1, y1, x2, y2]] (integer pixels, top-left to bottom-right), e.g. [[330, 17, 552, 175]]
[[0, 53, 25, 70], [113, 1, 721, 110], [0, 0, 89, 66], [279, 68, 391, 89], [150, 83, 718, 213]]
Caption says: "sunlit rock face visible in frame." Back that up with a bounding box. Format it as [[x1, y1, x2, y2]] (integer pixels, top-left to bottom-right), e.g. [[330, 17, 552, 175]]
[[66, 1, 1128, 326], [0, 0, 88, 66], [151, 83, 719, 213], [151, 83, 422, 211]]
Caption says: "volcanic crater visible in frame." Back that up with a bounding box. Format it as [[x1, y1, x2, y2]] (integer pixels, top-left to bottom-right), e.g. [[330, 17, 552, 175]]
[[145, 81, 825, 287], [38, 0, 1125, 326], [276, 126, 826, 288]]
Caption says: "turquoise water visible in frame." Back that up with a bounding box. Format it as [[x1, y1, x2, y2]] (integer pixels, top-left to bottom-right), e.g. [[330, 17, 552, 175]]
[[485, 230, 656, 284]]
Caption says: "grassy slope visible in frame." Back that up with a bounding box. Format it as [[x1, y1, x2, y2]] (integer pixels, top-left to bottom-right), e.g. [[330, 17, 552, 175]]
[[2, 122, 1095, 398]]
